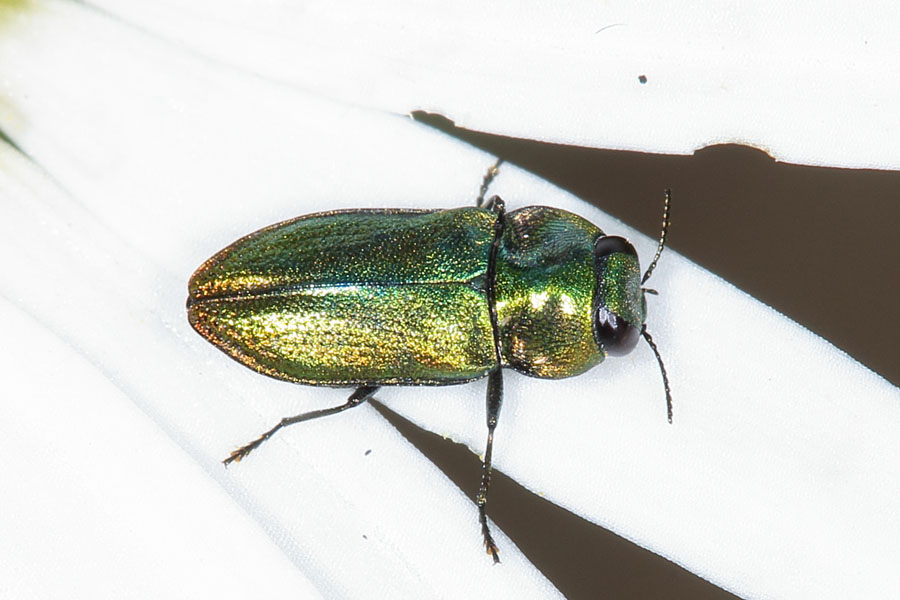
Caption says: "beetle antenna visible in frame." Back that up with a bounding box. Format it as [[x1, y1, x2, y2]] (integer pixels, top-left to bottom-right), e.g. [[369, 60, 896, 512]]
[[641, 188, 671, 284], [476, 158, 505, 207], [641, 326, 672, 423]]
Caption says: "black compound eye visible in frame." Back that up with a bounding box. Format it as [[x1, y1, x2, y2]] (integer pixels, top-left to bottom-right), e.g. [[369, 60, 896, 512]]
[[594, 306, 640, 356], [594, 235, 636, 260], [593, 235, 642, 357]]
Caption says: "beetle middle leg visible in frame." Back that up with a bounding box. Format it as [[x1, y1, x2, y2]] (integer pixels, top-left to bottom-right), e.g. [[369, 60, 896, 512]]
[[475, 158, 504, 208], [476, 368, 503, 563], [224, 385, 379, 466]]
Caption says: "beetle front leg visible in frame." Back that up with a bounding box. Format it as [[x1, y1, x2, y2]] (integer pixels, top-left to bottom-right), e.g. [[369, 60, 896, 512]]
[[476, 368, 503, 563], [224, 385, 379, 466]]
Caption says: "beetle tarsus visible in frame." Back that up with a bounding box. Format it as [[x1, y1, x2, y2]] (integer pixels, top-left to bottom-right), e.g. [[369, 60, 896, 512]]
[[223, 440, 260, 466], [479, 504, 501, 564], [476, 158, 504, 207], [225, 428, 281, 464]]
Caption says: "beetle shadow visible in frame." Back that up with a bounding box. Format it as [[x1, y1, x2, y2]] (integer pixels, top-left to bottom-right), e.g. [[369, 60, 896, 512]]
[[370, 400, 740, 600]]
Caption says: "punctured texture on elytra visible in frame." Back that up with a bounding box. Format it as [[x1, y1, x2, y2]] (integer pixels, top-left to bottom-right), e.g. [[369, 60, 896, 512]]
[[188, 208, 498, 385]]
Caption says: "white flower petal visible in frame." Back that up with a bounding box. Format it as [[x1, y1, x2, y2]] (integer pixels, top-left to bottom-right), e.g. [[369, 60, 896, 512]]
[[82, 0, 900, 169], [2, 1, 898, 599]]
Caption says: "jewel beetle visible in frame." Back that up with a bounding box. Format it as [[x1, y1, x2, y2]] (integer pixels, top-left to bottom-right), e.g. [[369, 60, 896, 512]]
[[186, 160, 672, 563]]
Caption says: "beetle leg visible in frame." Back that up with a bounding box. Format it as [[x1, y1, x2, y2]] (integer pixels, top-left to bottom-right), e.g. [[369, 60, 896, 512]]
[[223, 386, 379, 466], [475, 158, 504, 207], [481, 194, 505, 216], [476, 368, 503, 563]]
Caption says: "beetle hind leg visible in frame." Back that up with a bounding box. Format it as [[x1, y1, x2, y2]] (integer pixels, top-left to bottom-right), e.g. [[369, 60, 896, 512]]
[[224, 385, 379, 466], [476, 368, 503, 563]]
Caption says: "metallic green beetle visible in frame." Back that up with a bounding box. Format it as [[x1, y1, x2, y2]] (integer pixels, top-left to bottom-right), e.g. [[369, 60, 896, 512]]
[[187, 160, 671, 562]]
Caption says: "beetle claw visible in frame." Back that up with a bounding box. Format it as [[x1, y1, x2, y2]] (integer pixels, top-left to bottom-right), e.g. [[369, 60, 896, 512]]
[[223, 445, 254, 466], [484, 537, 501, 564], [480, 510, 501, 564]]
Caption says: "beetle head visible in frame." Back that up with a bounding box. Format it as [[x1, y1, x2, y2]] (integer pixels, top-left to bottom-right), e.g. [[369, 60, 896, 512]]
[[592, 236, 645, 357], [592, 189, 673, 423]]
